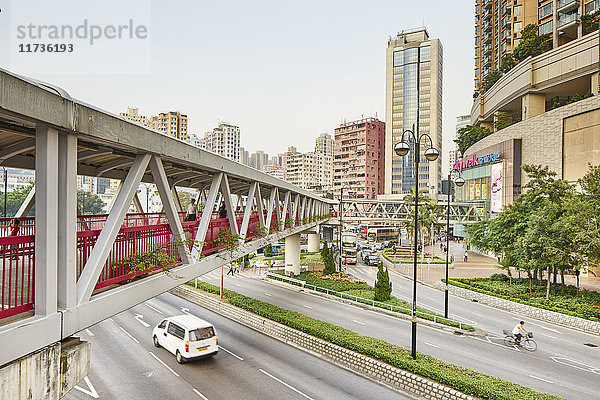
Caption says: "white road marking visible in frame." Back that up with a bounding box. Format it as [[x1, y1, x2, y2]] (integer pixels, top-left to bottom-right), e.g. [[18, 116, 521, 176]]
[[538, 332, 557, 339], [119, 327, 139, 344], [181, 307, 191, 315], [259, 369, 315, 400], [218, 345, 244, 360], [134, 314, 150, 328], [353, 320, 366, 325], [471, 312, 482, 317], [84, 329, 94, 337], [73, 376, 99, 398], [149, 352, 180, 377], [193, 388, 208, 399], [551, 356, 600, 374], [302, 304, 313, 309], [145, 303, 163, 314], [529, 375, 554, 384], [425, 342, 440, 348], [264, 292, 272, 296], [235, 283, 242, 287]]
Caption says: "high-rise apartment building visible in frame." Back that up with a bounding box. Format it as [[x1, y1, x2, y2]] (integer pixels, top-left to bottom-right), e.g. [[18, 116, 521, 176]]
[[262, 163, 285, 180], [204, 123, 241, 162], [284, 146, 333, 195], [315, 133, 334, 157], [120, 107, 150, 126], [334, 117, 385, 199], [474, 0, 597, 89], [385, 28, 442, 196], [240, 147, 250, 166], [189, 133, 205, 149], [150, 111, 188, 141], [250, 150, 269, 170]]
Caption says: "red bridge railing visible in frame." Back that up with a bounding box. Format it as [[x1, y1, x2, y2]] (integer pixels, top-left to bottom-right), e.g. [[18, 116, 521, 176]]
[[0, 210, 295, 320]]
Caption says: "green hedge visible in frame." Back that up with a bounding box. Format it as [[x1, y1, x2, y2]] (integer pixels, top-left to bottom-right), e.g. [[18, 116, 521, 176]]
[[382, 250, 446, 264], [186, 281, 561, 400], [273, 272, 473, 331], [446, 278, 600, 322]]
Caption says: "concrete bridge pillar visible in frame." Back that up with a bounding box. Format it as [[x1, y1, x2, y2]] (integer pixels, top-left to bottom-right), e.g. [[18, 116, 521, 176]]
[[285, 233, 301, 276], [308, 233, 320, 253]]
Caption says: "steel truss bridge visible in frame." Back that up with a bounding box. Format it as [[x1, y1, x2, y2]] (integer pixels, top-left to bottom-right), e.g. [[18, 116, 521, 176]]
[[334, 198, 488, 225], [0, 68, 332, 366]]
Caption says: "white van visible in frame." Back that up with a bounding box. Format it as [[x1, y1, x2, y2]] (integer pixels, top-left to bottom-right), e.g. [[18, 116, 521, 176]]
[[152, 315, 218, 363]]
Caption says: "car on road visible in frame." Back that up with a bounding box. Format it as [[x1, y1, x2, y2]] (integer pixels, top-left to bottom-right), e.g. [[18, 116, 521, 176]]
[[373, 242, 384, 251], [364, 254, 380, 266], [361, 249, 372, 261], [153, 315, 218, 364]]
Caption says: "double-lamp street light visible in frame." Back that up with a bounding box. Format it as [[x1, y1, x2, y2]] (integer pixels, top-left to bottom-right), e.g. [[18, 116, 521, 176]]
[[445, 171, 464, 319], [393, 124, 439, 360]]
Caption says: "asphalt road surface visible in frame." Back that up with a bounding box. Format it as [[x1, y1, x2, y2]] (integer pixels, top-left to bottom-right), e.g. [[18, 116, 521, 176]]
[[196, 267, 600, 400], [63, 291, 411, 400]]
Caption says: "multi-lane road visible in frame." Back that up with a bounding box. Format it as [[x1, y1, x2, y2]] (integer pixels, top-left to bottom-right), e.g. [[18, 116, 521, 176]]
[[196, 265, 599, 400], [63, 290, 410, 400]]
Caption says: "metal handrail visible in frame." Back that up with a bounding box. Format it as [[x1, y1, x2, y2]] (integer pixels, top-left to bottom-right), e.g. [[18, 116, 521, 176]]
[[267, 272, 469, 330]]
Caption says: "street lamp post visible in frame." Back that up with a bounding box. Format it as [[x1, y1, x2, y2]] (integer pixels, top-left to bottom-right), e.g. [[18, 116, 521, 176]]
[[444, 172, 464, 319], [394, 124, 439, 360]]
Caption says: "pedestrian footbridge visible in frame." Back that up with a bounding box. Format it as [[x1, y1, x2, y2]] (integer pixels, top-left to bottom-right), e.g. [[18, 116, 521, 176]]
[[0, 68, 332, 383]]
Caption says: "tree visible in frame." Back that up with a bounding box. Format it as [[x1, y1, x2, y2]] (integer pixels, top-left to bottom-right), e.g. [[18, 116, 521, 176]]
[[499, 54, 515, 74], [321, 242, 336, 275], [177, 189, 197, 213], [480, 71, 502, 93], [403, 188, 441, 260], [454, 125, 492, 155], [374, 263, 392, 302], [0, 183, 34, 217], [77, 190, 106, 214], [263, 244, 273, 258], [493, 112, 513, 131], [513, 24, 551, 62]]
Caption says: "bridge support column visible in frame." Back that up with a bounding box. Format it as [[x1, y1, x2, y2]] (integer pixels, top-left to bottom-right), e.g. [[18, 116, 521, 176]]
[[308, 233, 320, 253], [284, 233, 301, 276]]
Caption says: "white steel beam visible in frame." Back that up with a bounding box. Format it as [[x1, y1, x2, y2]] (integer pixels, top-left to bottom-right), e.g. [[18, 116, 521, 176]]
[[191, 173, 223, 261], [150, 156, 191, 264], [281, 191, 291, 229], [57, 133, 78, 310], [265, 188, 277, 232], [35, 127, 59, 316], [16, 184, 35, 217], [171, 186, 183, 213], [220, 174, 239, 236], [291, 194, 300, 227], [96, 159, 133, 176], [254, 183, 266, 228], [76, 154, 151, 305], [132, 192, 145, 213], [0, 139, 36, 164], [77, 149, 113, 161], [239, 182, 257, 239]]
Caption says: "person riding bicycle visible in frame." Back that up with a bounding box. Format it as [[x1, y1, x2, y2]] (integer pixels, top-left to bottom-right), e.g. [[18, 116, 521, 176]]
[[512, 321, 529, 345]]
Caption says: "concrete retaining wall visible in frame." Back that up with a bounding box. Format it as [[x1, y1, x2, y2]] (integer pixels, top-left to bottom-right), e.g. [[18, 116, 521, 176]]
[[0, 337, 90, 400], [435, 281, 600, 335], [171, 285, 476, 400]]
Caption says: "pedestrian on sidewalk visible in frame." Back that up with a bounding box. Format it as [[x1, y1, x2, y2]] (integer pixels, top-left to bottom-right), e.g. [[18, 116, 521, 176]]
[[185, 198, 197, 222], [227, 265, 235, 276], [464, 250, 468, 262]]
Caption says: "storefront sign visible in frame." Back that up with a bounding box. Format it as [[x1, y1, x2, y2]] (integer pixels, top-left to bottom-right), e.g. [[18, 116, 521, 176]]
[[490, 162, 503, 213], [453, 152, 501, 172]]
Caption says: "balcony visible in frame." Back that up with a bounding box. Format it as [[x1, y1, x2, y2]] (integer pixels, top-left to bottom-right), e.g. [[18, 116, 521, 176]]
[[558, 12, 579, 29], [557, 0, 580, 14]]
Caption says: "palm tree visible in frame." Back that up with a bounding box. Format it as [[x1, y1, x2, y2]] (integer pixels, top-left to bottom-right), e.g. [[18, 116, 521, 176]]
[[403, 188, 440, 260]]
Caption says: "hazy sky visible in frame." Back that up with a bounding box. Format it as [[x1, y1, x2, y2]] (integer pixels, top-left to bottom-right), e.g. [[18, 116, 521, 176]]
[[0, 0, 474, 174]]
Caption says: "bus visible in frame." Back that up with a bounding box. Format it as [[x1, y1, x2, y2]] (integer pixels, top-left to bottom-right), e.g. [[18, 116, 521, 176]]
[[341, 232, 358, 265], [367, 226, 399, 243]]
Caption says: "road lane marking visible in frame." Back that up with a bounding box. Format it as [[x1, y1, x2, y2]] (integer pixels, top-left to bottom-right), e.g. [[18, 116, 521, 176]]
[[134, 314, 150, 327], [149, 352, 180, 377], [84, 329, 94, 336], [235, 284, 242, 287], [352, 320, 366, 325], [264, 292, 272, 296], [425, 342, 440, 348], [471, 312, 482, 317], [193, 388, 208, 399], [145, 303, 163, 314], [529, 375, 553, 384], [119, 327, 140, 343], [538, 332, 556, 339], [73, 376, 99, 398], [259, 369, 315, 400], [302, 304, 313, 309], [551, 356, 600, 374], [181, 307, 191, 315], [218, 345, 244, 360]]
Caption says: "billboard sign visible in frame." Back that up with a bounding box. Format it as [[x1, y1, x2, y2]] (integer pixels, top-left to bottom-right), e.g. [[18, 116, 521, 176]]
[[490, 163, 503, 213]]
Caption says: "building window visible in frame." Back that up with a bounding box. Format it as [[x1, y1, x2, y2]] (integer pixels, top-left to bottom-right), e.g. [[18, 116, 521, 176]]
[[538, 3, 552, 19], [586, 0, 600, 14], [539, 20, 552, 35], [514, 22, 523, 33], [513, 5, 523, 16]]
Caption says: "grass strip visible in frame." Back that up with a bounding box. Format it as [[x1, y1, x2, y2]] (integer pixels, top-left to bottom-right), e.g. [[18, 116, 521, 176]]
[[186, 280, 562, 400]]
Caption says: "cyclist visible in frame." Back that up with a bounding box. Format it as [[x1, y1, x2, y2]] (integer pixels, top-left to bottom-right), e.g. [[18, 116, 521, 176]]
[[512, 321, 529, 345]]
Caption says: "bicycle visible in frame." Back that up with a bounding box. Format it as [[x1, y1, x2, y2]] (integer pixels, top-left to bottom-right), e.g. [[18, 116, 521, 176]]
[[503, 330, 537, 351]]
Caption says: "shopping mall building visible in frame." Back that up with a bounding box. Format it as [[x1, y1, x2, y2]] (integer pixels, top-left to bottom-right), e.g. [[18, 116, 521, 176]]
[[453, 31, 600, 239]]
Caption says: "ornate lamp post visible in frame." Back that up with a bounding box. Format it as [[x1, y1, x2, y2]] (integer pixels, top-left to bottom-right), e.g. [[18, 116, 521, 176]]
[[394, 125, 439, 360], [445, 171, 464, 319]]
